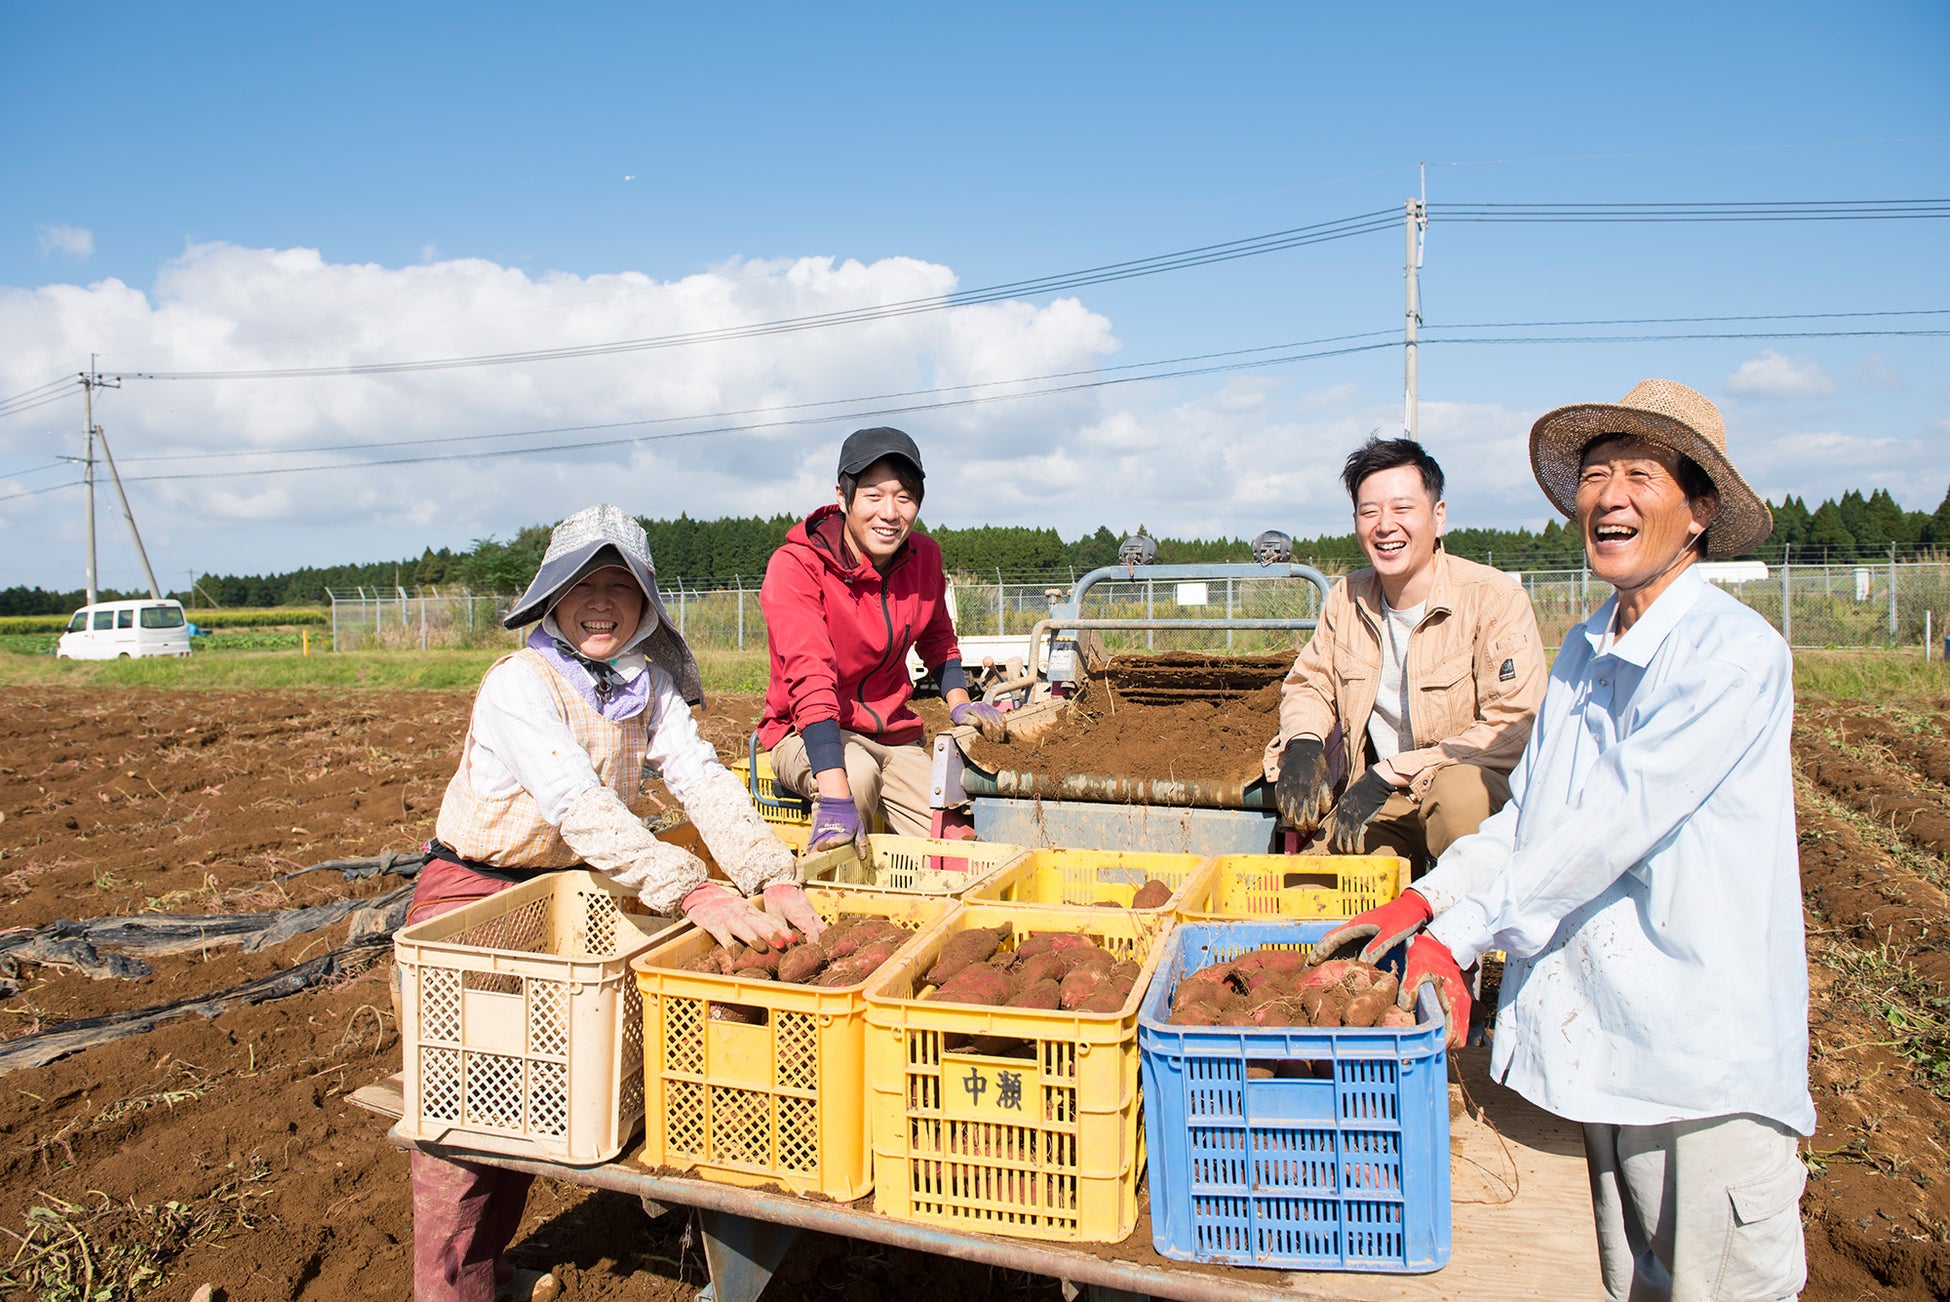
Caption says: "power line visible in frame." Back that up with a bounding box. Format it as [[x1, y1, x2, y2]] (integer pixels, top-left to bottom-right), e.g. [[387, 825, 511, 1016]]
[[1430, 199, 1948, 223], [0, 373, 77, 409], [6, 316, 1944, 504], [0, 385, 80, 421], [1443, 308, 1950, 328], [104, 211, 1401, 382], [108, 329, 1404, 465]]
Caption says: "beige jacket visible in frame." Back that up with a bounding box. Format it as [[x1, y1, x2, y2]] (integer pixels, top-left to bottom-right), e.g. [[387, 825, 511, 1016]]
[[1263, 551, 1547, 800]]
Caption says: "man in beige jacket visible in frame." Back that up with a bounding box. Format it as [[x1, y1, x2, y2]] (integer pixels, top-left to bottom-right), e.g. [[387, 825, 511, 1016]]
[[1265, 438, 1546, 870]]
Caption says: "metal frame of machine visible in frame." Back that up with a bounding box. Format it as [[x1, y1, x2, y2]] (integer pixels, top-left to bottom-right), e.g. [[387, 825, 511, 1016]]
[[930, 559, 1332, 854]]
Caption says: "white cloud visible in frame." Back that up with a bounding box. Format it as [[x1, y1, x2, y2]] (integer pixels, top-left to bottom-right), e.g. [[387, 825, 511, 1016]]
[[35, 224, 93, 261], [1725, 349, 1835, 400]]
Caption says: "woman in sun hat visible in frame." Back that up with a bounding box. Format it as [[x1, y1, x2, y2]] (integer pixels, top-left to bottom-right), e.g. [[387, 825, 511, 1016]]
[[408, 502, 823, 1302], [1315, 381, 1812, 1300]]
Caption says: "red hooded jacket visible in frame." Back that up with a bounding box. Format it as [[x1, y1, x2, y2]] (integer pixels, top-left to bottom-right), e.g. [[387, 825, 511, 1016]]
[[757, 505, 961, 749]]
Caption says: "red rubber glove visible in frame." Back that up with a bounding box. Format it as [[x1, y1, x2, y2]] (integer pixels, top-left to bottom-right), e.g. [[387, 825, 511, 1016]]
[[761, 883, 826, 942], [1310, 890, 1433, 966], [1400, 932, 1471, 1050], [682, 882, 791, 952]]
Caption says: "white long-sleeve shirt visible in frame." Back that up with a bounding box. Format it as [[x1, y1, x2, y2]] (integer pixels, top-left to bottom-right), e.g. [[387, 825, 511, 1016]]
[[462, 651, 721, 821], [1416, 566, 1814, 1134]]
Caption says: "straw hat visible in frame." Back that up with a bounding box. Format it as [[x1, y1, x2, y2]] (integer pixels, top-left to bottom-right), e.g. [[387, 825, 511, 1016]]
[[504, 504, 704, 705], [1528, 379, 1773, 559]]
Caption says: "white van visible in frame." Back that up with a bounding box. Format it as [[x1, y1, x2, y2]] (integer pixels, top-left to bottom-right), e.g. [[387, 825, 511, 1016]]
[[56, 599, 193, 660]]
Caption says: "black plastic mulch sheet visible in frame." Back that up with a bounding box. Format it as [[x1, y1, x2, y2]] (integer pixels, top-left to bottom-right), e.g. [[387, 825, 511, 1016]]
[[0, 931, 399, 1073], [0, 856, 421, 1074]]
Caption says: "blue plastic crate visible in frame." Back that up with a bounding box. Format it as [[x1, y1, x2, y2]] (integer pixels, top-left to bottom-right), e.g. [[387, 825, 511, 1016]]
[[1136, 920, 1451, 1273]]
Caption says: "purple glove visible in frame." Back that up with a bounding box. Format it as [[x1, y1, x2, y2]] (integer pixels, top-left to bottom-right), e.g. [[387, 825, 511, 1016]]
[[682, 882, 791, 951], [950, 699, 1010, 741], [1311, 889, 1433, 966], [1400, 932, 1471, 1050], [807, 796, 866, 855], [762, 883, 826, 941]]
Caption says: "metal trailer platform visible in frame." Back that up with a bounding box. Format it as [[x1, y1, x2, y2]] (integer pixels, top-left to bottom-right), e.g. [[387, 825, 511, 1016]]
[[351, 1047, 1599, 1302]]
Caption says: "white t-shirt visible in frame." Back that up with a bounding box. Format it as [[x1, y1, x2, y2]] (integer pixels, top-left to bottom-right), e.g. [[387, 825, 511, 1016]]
[[1366, 599, 1425, 763]]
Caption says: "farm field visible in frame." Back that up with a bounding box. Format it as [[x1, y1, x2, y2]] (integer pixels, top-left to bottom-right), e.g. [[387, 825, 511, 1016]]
[[0, 659, 1945, 1300]]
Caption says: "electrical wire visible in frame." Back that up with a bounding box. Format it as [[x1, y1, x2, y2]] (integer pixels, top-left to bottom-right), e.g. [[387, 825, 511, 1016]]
[[108, 329, 1404, 465], [1444, 308, 1950, 328], [104, 212, 1400, 382], [7, 315, 1944, 502], [0, 374, 77, 409], [1430, 199, 1948, 222], [0, 387, 81, 421]]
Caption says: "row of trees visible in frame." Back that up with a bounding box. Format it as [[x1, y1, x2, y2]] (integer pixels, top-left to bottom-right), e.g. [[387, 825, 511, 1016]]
[[4, 485, 1945, 615]]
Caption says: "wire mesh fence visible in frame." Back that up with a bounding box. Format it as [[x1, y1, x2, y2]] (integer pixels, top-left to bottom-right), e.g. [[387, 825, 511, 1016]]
[[326, 560, 1950, 657]]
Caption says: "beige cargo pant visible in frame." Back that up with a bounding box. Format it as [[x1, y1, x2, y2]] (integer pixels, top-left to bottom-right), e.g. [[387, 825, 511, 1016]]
[[1359, 762, 1512, 873], [767, 729, 935, 838]]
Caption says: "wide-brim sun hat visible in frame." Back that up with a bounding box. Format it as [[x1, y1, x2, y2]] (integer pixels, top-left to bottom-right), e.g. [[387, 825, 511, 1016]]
[[1528, 378, 1773, 560], [504, 503, 704, 705]]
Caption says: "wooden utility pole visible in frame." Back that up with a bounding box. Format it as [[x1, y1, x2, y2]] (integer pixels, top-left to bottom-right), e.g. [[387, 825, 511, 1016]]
[[78, 356, 126, 603]]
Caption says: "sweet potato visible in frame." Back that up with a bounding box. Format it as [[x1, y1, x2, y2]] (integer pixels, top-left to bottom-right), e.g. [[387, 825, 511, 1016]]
[[682, 949, 730, 974], [926, 926, 1011, 987], [1130, 878, 1173, 909], [775, 944, 827, 984], [1012, 951, 1071, 989], [1171, 980, 1227, 1016], [1167, 1002, 1223, 1026], [1343, 990, 1391, 1028], [1378, 1005, 1418, 1029], [1007, 978, 1062, 1009], [1058, 963, 1109, 1010], [929, 965, 1015, 1007], [1013, 932, 1093, 961], [1076, 988, 1126, 1014]]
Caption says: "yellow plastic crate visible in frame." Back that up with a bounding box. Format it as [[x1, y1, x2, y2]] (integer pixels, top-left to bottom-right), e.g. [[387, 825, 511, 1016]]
[[630, 887, 955, 1199], [863, 903, 1174, 1242], [962, 848, 1215, 915], [799, 834, 1027, 896], [1178, 852, 1411, 921], [394, 870, 676, 1165], [731, 753, 813, 833]]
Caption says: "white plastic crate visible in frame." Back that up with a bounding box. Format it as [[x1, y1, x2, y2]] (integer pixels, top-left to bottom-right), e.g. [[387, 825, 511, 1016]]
[[394, 870, 676, 1165]]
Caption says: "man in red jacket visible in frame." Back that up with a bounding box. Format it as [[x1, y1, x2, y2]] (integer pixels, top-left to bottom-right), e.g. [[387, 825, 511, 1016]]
[[758, 427, 1005, 851]]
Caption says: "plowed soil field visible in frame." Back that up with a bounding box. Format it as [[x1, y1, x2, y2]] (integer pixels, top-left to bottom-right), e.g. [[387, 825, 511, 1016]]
[[1, 679, 1946, 1301]]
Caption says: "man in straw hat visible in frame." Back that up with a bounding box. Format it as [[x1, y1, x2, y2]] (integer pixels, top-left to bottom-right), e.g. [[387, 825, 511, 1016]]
[[1313, 381, 1813, 1300], [408, 503, 824, 1302]]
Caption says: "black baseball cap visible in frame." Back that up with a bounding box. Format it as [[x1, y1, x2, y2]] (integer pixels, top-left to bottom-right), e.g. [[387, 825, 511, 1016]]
[[837, 426, 924, 479]]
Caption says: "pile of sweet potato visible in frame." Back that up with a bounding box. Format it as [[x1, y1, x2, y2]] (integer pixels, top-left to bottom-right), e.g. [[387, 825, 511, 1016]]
[[676, 913, 911, 987], [1168, 948, 1417, 1029], [922, 926, 1142, 1015]]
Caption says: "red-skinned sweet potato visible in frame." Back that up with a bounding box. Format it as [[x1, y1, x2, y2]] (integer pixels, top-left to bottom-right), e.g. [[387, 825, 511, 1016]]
[[1058, 964, 1109, 1010], [1130, 879, 1173, 909], [1013, 932, 1093, 961], [926, 926, 1011, 987], [776, 945, 827, 984], [1007, 978, 1062, 1009], [929, 965, 1015, 1006]]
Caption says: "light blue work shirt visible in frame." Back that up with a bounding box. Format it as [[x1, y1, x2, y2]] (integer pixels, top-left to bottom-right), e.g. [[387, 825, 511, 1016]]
[[1417, 565, 1815, 1134]]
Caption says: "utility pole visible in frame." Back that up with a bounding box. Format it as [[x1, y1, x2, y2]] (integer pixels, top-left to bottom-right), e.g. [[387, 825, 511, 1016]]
[[76, 357, 126, 603], [1403, 167, 1427, 438], [95, 425, 162, 599]]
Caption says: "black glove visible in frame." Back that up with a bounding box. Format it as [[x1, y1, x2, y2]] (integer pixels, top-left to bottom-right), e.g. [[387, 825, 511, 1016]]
[[1273, 737, 1334, 836], [1322, 768, 1395, 853]]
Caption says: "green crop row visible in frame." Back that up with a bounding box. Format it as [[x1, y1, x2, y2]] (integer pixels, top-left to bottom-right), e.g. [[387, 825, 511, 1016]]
[[0, 607, 329, 634]]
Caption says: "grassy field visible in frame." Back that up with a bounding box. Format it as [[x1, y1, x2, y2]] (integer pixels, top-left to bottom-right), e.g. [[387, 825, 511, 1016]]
[[0, 647, 775, 695]]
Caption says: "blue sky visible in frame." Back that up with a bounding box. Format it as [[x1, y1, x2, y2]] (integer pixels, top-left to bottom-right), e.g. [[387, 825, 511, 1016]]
[[2, 2, 1945, 592]]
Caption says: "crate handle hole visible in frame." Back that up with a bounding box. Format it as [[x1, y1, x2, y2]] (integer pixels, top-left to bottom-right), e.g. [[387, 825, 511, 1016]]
[[708, 1002, 769, 1027], [1281, 872, 1340, 892]]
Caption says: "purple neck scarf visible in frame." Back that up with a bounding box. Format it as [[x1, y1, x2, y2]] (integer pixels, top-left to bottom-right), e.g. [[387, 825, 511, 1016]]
[[526, 625, 653, 722]]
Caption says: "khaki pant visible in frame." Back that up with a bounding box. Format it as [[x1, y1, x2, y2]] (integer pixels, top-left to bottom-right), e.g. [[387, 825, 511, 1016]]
[[767, 730, 935, 838], [1583, 1114, 1806, 1302], [1360, 763, 1512, 872]]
